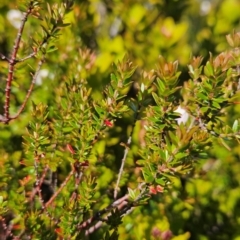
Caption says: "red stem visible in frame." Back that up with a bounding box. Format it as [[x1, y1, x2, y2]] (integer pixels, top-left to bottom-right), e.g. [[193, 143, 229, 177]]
[[10, 58, 44, 121], [4, 3, 34, 123], [45, 169, 75, 208]]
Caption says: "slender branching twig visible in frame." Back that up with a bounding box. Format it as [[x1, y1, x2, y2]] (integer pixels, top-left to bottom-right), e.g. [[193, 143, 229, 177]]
[[114, 105, 141, 199], [29, 164, 49, 203], [85, 199, 130, 236], [3, 2, 35, 124], [78, 194, 129, 231], [0, 1, 69, 124], [81, 183, 146, 235], [114, 137, 132, 199], [11, 57, 45, 121], [45, 167, 75, 208]]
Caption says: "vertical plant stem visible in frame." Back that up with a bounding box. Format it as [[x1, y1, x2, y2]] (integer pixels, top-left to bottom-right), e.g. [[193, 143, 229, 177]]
[[114, 136, 132, 199], [45, 168, 75, 208], [114, 106, 141, 199], [4, 2, 34, 122], [11, 57, 45, 120]]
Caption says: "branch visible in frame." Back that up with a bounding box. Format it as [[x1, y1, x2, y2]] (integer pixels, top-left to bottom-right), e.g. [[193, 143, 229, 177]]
[[219, 131, 240, 138], [114, 137, 132, 199], [114, 104, 141, 199], [1, 2, 67, 124], [10, 57, 45, 121], [16, 51, 37, 62], [85, 198, 131, 236], [77, 194, 129, 231], [0, 216, 14, 240], [80, 182, 146, 235], [4, 2, 35, 123], [45, 167, 75, 208], [29, 164, 49, 203], [0, 53, 9, 61]]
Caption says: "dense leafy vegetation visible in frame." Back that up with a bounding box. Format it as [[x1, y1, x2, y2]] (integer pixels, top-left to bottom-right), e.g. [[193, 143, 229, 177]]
[[1, 0, 240, 239]]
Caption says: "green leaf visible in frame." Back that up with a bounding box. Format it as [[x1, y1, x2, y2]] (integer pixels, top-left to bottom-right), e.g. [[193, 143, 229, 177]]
[[218, 138, 231, 151], [155, 78, 166, 94], [142, 169, 154, 183], [128, 188, 136, 200], [58, 22, 71, 27], [155, 178, 165, 185], [197, 92, 208, 101], [152, 92, 161, 106], [110, 73, 118, 82], [41, 24, 49, 36], [200, 106, 209, 113], [46, 45, 58, 53], [128, 100, 138, 112], [168, 131, 179, 146], [104, 231, 110, 240], [94, 105, 105, 116], [141, 98, 152, 107], [212, 100, 221, 109], [175, 151, 189, 159], [204, 61, 214, 77], [232, 120, 238, 132], [62, 127, 73, 133]]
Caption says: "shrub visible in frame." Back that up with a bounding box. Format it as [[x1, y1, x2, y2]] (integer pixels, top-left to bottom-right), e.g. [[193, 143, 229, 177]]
[[1, 1, 240, 239]]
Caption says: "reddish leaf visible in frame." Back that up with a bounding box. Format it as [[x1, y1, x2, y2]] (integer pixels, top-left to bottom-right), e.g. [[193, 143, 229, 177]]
[[149, 186, 157, 195], [66, 144, 75, 154], [156, 185, 164, 193]]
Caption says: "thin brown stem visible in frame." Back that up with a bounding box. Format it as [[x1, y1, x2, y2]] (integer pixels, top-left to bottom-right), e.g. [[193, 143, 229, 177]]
[[114, 137, 132, 199], [0, 216, 13, 239], [78, 194, 129, 231], [0, 53, 9, 61], [82, 183, 146, 235], [29, 164, 49, 203], [4, 2, 35, 123], [85, 199, 130, 236], [45, 168, 75, 208], [114, 106, 140, 199], [10, 57, 45, 121], [17, 51, 37, 62]]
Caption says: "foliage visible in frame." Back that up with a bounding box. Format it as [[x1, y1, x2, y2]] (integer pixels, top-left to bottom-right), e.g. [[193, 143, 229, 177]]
[[1, 0, 240, 240]]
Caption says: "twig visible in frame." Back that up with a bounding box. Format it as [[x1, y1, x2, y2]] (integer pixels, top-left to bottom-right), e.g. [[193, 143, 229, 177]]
[[78, 194, 129, 231], [114, 105, 141, 199], [10, 57, 45, 121], [85, 199, 130, 236], [219, 131, 240, 138], [114, 137, 132, 199], [0, 53, 9, 61], [45, 168, 75, 208], [0, 216, 13, 239], [82, 183, 146, 235], [1, 2, 64, 124], [70, 161, 83, 202], [16, 51, 37, 62], [29, 164, 49, 203], [4, 2, 35, 123]]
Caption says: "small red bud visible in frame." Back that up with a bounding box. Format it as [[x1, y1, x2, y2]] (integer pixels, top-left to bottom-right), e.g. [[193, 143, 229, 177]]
[[80, 160, 89, 167], [32, 46, 37, 53], [149, 186, 157, 195], [55, 227, 63, 238], [12, 224, 21, 230], [66, 144, 75, 154], [19, 175, 32, 186], [156, 185, 164, 193], [104, 119, 113, 127], [19, 160, 26, 166]]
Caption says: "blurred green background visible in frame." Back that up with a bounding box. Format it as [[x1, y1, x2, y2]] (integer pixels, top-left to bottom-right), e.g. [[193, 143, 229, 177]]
[[1, 0, 240, 239]]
